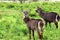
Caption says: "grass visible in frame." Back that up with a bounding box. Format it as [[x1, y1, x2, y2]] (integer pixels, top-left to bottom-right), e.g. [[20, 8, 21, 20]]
[[0, 2, 60, 40]]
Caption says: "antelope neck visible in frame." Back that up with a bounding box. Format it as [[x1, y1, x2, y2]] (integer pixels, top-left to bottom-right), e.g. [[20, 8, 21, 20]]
[[39, 11, 44, 16], [24, 17, 30, 23]]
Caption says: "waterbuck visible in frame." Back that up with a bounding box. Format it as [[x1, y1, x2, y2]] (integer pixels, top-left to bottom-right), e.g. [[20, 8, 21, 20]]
[[36, 7, 60, 29], [23, 10, 44, 40]]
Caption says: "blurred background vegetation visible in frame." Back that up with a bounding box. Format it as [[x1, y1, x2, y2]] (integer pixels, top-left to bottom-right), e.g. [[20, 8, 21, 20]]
[[0, 0, 60, 3], [0, 1, 60, 40]]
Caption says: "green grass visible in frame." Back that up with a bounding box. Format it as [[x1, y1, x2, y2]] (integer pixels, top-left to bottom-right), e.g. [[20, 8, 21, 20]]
[[0, 2, 60, 40]]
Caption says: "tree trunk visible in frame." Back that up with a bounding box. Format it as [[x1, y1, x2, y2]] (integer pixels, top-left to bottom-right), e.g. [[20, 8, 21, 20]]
[[19, 0, 23, 4], [13, 0, 16, 1], [13, 0, 16, 2], [33, 0, 38, 2]]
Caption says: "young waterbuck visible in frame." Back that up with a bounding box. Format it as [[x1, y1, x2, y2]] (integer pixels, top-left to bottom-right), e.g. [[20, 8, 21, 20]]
[[36, 7, 60, 29], [23, 10, 44, 40]]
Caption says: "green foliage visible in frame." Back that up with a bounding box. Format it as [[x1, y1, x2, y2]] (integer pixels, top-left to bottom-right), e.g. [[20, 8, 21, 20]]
[[0, 2, 60, 40]]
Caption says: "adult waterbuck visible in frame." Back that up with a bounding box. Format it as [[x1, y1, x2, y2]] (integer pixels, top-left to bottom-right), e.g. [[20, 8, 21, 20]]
[[23, 10, 44, 40], [36, 7, 60, 29]]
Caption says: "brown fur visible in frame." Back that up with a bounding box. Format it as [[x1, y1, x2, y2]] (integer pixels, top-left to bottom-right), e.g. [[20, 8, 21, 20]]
[[36, 7, 60, 29], [23, 11, 44, 40]]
